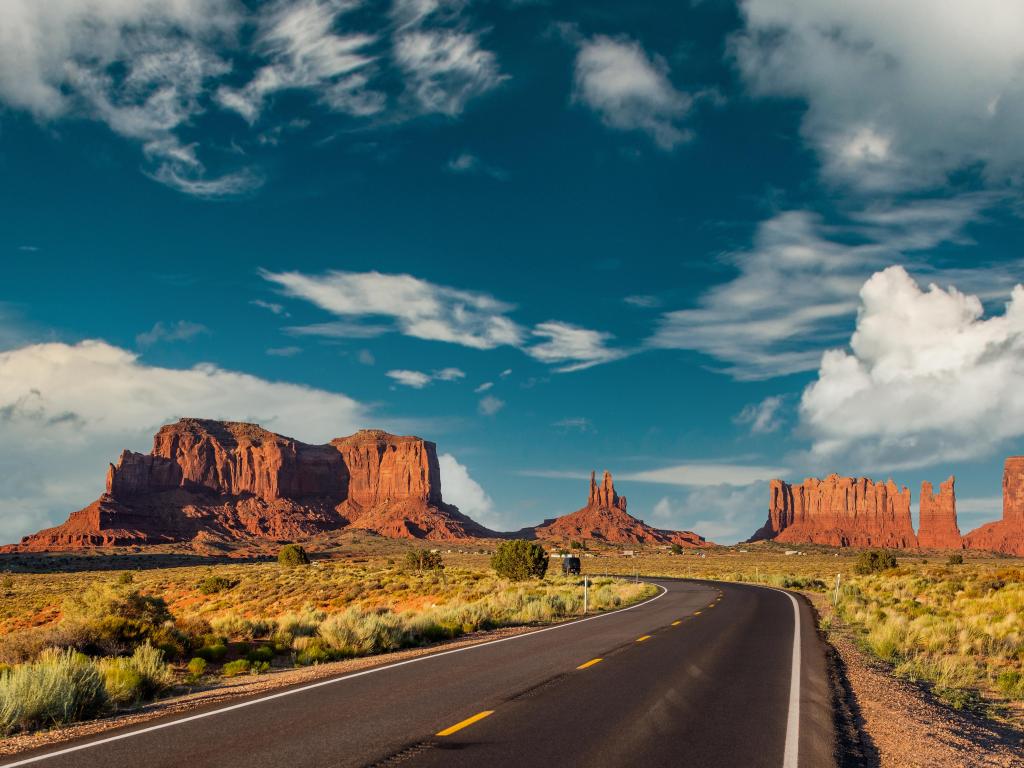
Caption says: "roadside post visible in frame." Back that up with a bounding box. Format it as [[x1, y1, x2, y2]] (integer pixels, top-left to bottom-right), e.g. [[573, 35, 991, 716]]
[[583, 575, 589, 615]]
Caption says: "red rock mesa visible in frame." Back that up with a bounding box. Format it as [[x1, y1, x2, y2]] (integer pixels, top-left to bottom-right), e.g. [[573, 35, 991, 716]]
[[750, 475, 917, 548], [9, 419, 494, 550], [963, 457, 1024, 556], [531, 471, 708, 547]]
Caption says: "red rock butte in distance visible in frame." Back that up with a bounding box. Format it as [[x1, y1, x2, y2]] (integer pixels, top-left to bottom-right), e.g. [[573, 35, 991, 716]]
[[529, 470, 709, 548]]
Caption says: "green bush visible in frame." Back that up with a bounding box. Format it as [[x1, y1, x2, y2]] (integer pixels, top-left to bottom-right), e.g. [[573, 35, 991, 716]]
[[194, 640, 228, 662], [491, 540, 549, 581], [96, 643, 172, 706], [221, 660, 251, 677], [669, 544, 684, 555], [186, 657, 207, 682], [294, 639, 333, 666], [278, 544, 310, 567], [404, 550, 444, 571], [246, 646, 274, 663], [318, 608, 407, 657], [197, 576, 237, 595], [854, 550, 898, 575], [62, 583, 173, 656], [0, 649, 107, 734], [947, 553, 964, 566]]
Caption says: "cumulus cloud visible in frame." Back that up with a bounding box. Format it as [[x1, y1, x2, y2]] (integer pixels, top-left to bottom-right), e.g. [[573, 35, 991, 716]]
[[800, 266, 1024, 469], [648, 198, 1006, 379], [734, 396, 784, 434], [0, 339, 366, 543], [386, 367, 464, 388], [573, 35, 691, 149], [478, 395, 504, 416], [438, 453, 501, 529], [733, 0, 1024, 191], [135, 320, 209, 347]]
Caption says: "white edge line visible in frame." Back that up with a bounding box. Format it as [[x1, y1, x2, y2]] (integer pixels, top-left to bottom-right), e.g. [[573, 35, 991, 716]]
[[764, 586, 800, 768], [1, 584, 669, 767]]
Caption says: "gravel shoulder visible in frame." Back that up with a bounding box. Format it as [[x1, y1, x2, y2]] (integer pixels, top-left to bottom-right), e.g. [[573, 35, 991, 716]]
[[810, 593, 1024, 768]]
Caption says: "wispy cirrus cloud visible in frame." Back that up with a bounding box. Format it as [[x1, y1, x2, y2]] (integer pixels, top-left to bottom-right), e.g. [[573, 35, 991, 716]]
[[387, 366, 465, 388], [135, 320, 209, 348], [261, 268, 627, 373]]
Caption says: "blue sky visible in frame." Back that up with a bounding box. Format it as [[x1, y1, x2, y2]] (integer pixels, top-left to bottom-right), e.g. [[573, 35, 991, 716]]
[[2, 0, 1024, 544]]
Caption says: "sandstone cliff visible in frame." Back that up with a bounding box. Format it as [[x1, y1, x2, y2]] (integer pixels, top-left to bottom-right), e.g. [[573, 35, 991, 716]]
[[530, 471, 708, 547], [963, 457, 1024, 556], [750, 474, 917, 548], [917, 477, 963, 550], [12, 419, 494, 550]]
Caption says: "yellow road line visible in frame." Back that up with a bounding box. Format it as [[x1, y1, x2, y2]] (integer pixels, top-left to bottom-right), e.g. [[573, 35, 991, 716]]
[[636, 635, 651, 642], [671, 620, 681, 626], [436, 710, 494, 736], [576, 658, 603, 670], [694, 610, 702, 615]]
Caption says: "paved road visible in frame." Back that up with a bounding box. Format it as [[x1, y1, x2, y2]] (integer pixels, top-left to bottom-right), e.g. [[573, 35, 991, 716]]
[[2, 580, 837, 768]]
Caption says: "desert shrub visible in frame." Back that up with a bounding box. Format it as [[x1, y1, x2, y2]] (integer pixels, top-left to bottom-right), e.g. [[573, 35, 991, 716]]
[[294, 639, 333, 666], [947, 554, 964, 566], [491, 540, 549, 581], [318, 608, 407, 657], [669, 544, 683, 555], [404, 550, 444, 572], [854, 550, 898, 575], [221, 660, 250, 677], [96, 643, 172, 706], [276, 608, 324, 638], [278, 544, 310, 567], [210, 614, 254, 640], [197, 576, 237, 595], [62, 583, 173, 656], [186, 657, 207, 682], [96, 660, 143, 706], [117, 572, 135, 586], [246, 646, 274, 663], [194, 639, 228, 662], [0, 649, 106, 734]]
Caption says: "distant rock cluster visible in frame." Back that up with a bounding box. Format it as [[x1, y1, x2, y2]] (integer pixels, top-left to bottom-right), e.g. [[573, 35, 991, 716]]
[[751, 459, 1024, 555]]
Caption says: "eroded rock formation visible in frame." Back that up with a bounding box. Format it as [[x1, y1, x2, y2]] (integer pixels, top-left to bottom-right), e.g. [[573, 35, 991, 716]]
[[963, 457, 1024, 555], [10, 419, 494, 550], [750, 474, 917, 548], [530, 471, 708, 547], [918, 477, 962, 550]]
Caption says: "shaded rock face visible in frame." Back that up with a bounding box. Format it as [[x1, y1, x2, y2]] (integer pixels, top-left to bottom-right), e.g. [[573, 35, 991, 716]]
[[963, 457, 1024, 556], [918, 477, 963, 550], [11, 419, 493, 550], [750, 474, 917, 548], [531, 471, 708, 547]]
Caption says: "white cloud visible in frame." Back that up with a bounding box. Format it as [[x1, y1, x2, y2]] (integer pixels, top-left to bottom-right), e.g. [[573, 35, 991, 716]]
[[734, 0, 1024, 191], [0, 339, 366, 544], [478, 395, 504, 416], [649, 199, 1002, 380], [474, 381, 493, 393], [438, 453, 501, 529], [135, 320, 209, 347], [624, 294, 660, 308], [650, 484, 766, 544], [263, 269, 625, 372], [394, 28, 504, 115], [734, 395, 784, 434], [552, 417, 592, 433], [573, 35, 691, 149], [357, 349, 376, 365], [445, 151, 507, 179], [216, 0, 383, 124], [0, 0, 264, 197], [499, 368, 512, 377], [621, 462, 788, 487], [386, 369, 433, 388], [264, 269, 524, 350], [266, 346, 303, 356], [251, 299, 290, 316], [386, 367, 463, 387], [800, 265, 1024, 469], [526, 321, 627, 372]]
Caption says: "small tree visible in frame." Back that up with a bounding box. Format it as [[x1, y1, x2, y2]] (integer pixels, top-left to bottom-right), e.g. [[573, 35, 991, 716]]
[[405, 550, 444, 571], [947, 553, 964, 566], [669, 544, 683, 555], [491, 540, 548, 581], [278, 544, 310, 567], [854, 549, 897, 575]]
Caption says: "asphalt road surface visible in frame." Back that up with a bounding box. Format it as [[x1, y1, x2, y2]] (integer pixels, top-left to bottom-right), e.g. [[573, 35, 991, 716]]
[[2, 579, 837, 768]]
